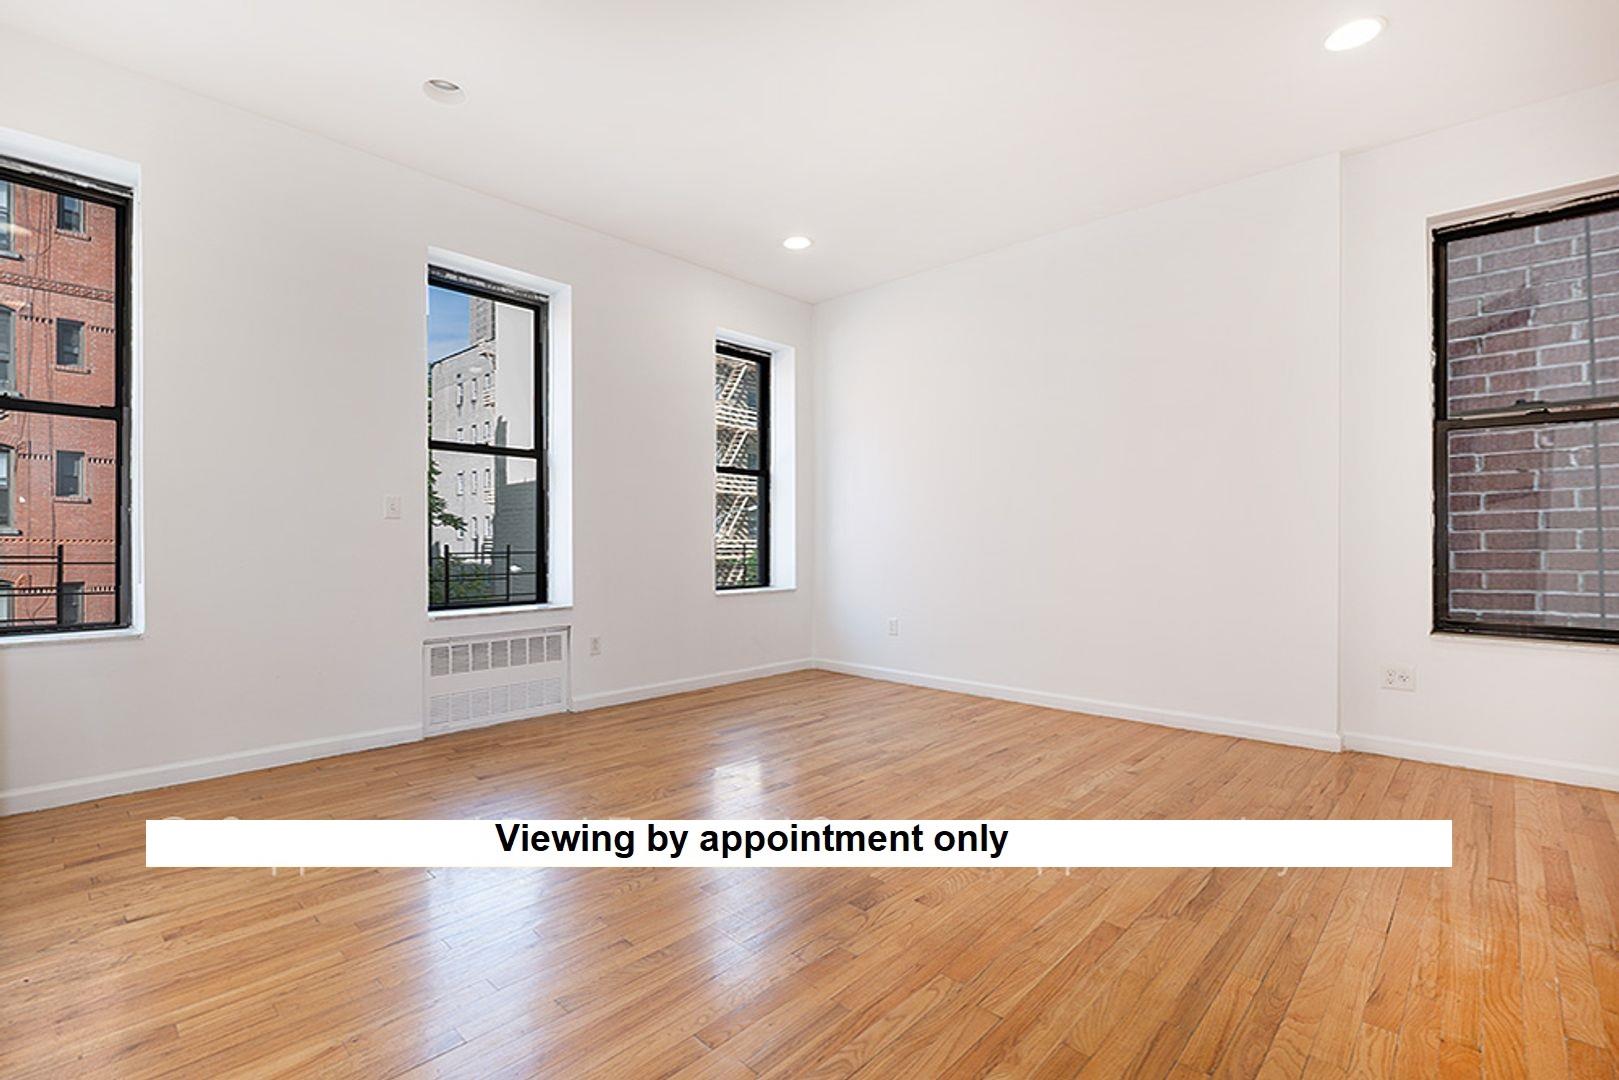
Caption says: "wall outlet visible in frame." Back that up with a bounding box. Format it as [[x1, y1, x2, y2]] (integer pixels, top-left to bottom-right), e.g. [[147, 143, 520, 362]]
[[382, 495, 402, 520], [589, 636, 602, 657], [1380, 665, 1416, 692], [887, 618, 900, 637]]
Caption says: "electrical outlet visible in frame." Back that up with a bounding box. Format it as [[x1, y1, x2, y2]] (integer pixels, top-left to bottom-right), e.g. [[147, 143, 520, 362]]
[[382, 495, 402, 520], [1380, 665, 1415, 692], [887, 618, 900, 637], [589, 636, 602, 657]]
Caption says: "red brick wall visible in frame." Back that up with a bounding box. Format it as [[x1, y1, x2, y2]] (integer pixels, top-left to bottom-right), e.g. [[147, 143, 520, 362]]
[[1444, 208, 1619, 627]]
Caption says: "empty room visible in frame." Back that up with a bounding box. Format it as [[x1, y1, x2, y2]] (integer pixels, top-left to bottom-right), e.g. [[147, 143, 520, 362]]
[[3, 1, 1619, 1077]]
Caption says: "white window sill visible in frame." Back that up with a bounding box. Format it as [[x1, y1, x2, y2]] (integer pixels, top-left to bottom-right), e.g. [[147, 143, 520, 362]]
[[428, 602, 573, 621], [0, 625, 143, 647], [716, 585, 797, 596]]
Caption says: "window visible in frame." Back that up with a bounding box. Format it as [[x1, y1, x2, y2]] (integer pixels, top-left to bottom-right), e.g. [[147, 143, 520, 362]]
[[0, 446, 10, 529], [56, 319, 83, 367], [0, 306, 12, 391], [58, 582, 83, 626], [0, 580, 10, 625], [426, 266, 546, 609], [715, 341, 770, 588], [1434, 192, 1619, 643], [57, 194, 84, 233], [56, 450, 85, 498], [0, 163, 129, 637]]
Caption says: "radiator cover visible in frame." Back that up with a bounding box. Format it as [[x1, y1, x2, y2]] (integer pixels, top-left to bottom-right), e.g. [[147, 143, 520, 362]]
[[422, 626, 570, 736]]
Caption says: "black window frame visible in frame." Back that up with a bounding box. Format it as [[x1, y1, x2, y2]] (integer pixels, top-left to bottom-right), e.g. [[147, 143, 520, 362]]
[[0, 158, 131, 639], [426, 265, 548, 611], [714, 340, 771, 590], [1433, 188, 1619, 646]]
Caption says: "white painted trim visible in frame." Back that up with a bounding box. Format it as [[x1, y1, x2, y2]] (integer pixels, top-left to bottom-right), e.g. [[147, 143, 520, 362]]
[[571, 659, 814, 711], [1342, 732, 1619, 792], [812, 659, 1344, 752], [0, 725, 421, 816]]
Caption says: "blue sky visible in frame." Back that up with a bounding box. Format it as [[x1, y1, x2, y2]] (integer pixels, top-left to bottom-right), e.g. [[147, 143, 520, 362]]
[[428, 285, 471, 364]]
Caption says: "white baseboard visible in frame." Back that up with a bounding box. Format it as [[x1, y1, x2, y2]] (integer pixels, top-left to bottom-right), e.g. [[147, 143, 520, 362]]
[[812, 659, 1343, 752], [571, 659, 815, 711], [1342, 732, 1619, 792], [0, 725, 421, 816]]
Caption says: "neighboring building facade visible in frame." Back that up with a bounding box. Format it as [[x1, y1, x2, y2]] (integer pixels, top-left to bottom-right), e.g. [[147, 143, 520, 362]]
[[0, 178, 119, 629]]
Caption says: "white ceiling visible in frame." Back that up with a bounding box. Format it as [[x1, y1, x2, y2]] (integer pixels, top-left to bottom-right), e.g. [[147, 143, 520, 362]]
[[5, 1, 1619, 302]]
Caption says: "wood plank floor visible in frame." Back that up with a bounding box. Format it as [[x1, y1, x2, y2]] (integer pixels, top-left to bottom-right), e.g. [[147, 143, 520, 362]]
[[3, 670, 1618, 1078]]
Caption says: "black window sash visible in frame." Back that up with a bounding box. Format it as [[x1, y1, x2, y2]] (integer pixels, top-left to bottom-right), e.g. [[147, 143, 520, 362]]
[[0, 158, 131, 637], [716, 340, 770, 589], [1432, 189, 1619, 645], [425, 266, 548, 609]]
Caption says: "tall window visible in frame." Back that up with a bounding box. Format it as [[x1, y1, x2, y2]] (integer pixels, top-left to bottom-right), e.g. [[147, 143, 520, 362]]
[[0, 161, 130, 637], [0, 446, 11, 529], [0, 306, 12, 391], [1434, 192, 1619, 643], [714, 341, 770, 588], [56, 319, 83, 367], [426, 266, 546, 610]]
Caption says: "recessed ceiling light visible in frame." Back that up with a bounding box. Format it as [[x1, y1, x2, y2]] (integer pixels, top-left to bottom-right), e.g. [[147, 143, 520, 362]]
[[782, 235, 813, 251], [1324, 16, 1386, 52], [423, 78, 466, 105]]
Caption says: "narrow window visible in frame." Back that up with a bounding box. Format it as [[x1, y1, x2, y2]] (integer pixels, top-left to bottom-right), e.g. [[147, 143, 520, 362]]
[[426, 266, 546, 609], [714, 341, 770, 588], [57, 194, 84, 233], [0, 306, 12, 391], [55, 450, 85, 498], [1434, 192, 1619, 643], [0, 162, 130, 637], [56, 318, 84, 367], [0, 446, 11, 529], [59, 581, 83, 626], [0, 580, 11, 625]]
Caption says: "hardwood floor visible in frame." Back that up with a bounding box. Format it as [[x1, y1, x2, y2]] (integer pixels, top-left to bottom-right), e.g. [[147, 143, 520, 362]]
[[2, 670, 1618, 1078]]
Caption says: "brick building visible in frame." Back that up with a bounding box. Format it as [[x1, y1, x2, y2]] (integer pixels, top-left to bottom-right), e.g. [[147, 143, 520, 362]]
[[0, 176, 120, 628], [1444, 208, 1619, 628]]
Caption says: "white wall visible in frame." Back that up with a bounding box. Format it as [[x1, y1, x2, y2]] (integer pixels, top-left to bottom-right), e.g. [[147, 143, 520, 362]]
[[1340, 81, 1619, 789], [0, 35, 814, 812], [813, 156, 1344, 750]]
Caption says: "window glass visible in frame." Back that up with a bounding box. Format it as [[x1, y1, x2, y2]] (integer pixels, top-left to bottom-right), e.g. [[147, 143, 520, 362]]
[[427, 283, 536, 450], [1445, 209, 1619, 415], [429, 449, 541, 607], [426, 269, 546, 610], [56, 449, 85, 497], [56, 319, 83, 367], [715, 343, 769, 588], [57, 195, 84, 232], [1436, 196, 1619, 642]]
